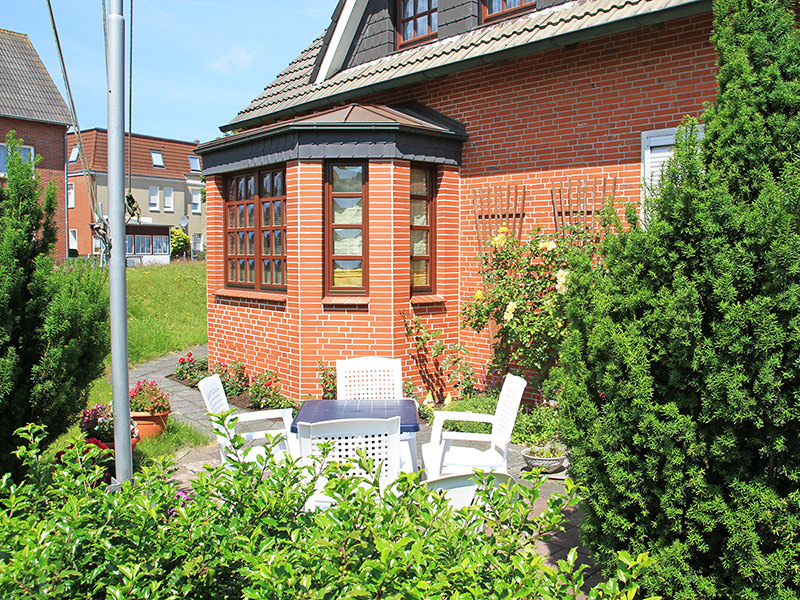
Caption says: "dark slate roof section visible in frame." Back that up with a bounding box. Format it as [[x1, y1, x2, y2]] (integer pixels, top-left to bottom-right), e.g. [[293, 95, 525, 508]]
[[224, 0, 709, 133], [438, 0, 481, 39], [0, 29, 71, 125], [341, 0, 396, 72], [199, 102, 467, 174]]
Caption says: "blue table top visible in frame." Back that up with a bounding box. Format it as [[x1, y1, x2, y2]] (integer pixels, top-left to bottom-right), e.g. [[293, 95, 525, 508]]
[[291, 398, 421, 434]]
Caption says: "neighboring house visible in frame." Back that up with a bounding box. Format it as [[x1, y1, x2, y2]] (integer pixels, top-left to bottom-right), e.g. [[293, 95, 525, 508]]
[[0, 28, 72, 262], [66, 129, 205, 262], [196, 0, 717, 399]]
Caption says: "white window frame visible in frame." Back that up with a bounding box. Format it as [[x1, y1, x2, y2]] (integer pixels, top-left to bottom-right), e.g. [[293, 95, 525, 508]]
[[149, 187, 160, 212], [68, 146, 79, 162], [188, 155, 201, 172], [125, 234, 135, 255], [135, 234, 152, 254], [190, 188, 202, 214], [152, 235, 170, 255], [68, 229, 78, 250], [0, 143, 35, 177], [150, 150, 164, 168], [67, 183, 75, 208], [163, 187, 174, 212]]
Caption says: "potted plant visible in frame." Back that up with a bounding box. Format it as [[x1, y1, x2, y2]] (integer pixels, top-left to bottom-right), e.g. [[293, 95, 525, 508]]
[[79, 403, 140, 451], [516, 400, 566, 473], [129, 379, 171, 439]]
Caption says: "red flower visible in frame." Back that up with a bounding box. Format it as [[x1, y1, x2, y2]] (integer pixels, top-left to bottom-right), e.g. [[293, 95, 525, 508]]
[[264, 380, 272, 387], [188, 357, 193, 362], [179, 358, 185, 364], [187, 352, 192, 358]]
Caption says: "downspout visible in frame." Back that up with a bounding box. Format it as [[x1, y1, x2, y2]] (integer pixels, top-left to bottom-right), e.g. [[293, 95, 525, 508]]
[[64, 127, 69, 260]]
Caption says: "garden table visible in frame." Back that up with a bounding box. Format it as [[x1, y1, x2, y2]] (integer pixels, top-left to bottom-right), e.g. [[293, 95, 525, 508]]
[[291, 398, 420, 471]]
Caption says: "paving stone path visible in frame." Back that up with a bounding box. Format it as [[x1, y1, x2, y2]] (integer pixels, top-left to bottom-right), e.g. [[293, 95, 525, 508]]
[[130, 345, 601, 589]]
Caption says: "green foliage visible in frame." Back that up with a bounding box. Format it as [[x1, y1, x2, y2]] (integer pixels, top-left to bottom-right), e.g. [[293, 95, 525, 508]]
[[0, 423, 658, 600], [174, 351, 207, 384], [0, 134, 110, 475], [549, 2, 800, 596], [169, 227, 191, 256], [128, 379, 171, 413], [462, 227, 593, 390], [248, 370, 297, 411], [402, 312, 476, 399], [125, 261, 207, 364], [316, 360, 336, 399], [134, 419, 210, 467], [212, 361, 248, 397]]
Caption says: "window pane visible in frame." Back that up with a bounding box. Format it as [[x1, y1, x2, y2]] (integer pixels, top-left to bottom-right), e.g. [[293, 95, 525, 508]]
[[238, 232, 245, 254], [247, 232, 255, 255], [411, 230, 428, 256], [332, 165, 363, 193], [153, 235, 170, 254], [508, 0, 521, 7], [239, 259, 246, 282], [274, 230, 283, 255], [238, 205, 245, 227], [247, 203, 255, 227], [246, 176, 255, 200], [410, 168, 429, 195], [489, 0, 502, 11], [229, 180, 237, 202], [248, 259, 256, 283], [263, 231, 272, 255], [411, 259, 429, 287], [228, 206, 236, 228], [403, 0, 413, 18], [262, 259, 272, 284], [229, 260, 237, 281], [416, 16, 427, 35], [333, 228, 362, 255], [430, 0, 438, 7], [273, 200, 283, 226], [274, 171, 284, 196], [274, 259, 284, 285], [411, 199, 428, 226], [403, 20, 413, 40], [332, 260, 363, 287], [238, 178, 245, 201], [262, 201, 271, 227], [332, 197, 362, 224], [228, 233, 236, 254], [430, 11, 438, 32], [126, 235, 134, 255], [262, 173, 272, 197]]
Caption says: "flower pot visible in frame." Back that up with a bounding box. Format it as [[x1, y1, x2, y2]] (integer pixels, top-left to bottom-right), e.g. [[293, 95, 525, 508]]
[[105, 435, 140, 454], [131, 411, 170, 439], [522, 448, 566, 473]]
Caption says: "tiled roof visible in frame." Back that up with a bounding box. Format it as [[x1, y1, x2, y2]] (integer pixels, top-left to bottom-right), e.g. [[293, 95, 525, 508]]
[[225, 0, 708, 132], [0, 29, 71, 125]]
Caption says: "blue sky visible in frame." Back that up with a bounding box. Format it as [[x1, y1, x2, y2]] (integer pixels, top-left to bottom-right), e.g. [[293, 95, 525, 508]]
[[4, 0, 333, 143]]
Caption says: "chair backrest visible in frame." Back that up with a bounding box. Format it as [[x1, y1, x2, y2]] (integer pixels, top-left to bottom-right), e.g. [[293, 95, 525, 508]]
[[297, 416, 401, 488], [425, 472, 517, 509], [489, 373, 527, 451], [336, 356, 403, 400], [198, 374, 230, 415]]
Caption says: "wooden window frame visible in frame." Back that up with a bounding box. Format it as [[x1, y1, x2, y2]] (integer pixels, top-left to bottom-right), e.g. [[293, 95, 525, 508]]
[[224, 166, 287, 292], [410, 164, 436, 295], [397, 0, 438, 48], [325, 161, 369, 296], [482, 0, 536, 23]]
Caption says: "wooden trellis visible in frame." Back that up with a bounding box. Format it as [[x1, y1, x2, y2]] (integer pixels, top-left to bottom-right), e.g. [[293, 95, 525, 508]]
[[471, 183, 527, 255], [550, 175, 617, 235]]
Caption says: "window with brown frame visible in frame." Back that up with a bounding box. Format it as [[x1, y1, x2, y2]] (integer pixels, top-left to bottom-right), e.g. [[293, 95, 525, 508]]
[[483, 0, 536, 21], [398, 0, 438, 46], [325, 162, 368, 295], [225, 167, 287, 291], [410, 165, 436, 294]]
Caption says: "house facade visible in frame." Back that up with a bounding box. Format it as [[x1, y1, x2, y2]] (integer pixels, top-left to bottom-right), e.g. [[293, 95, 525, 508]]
[[0, 29, 72, 262], [197, 0, 717, 399], [66, 129, 205, 262]]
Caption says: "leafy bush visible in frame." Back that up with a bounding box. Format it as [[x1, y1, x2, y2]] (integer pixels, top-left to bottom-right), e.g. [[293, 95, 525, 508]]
[[174, 351, 208, 384], [248, 370, 296, 411], [212, 361, 248, 396], [315, 360, 336, 399], [549, 1, 800, 597], [0, 423, 658, 600], [0, 134, 110, 475], [169, 227, 191, 256]]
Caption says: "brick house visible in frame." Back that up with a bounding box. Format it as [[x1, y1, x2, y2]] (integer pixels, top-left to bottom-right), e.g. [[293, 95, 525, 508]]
[[0, 28, 72, 262], [66, 129, 205, 262], [196, 0, 716, 399]]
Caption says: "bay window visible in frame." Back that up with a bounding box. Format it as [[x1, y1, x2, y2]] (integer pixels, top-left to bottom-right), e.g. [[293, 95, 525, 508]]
[[225, 167, 287, 291], [410, 165, 436, 293], [326, 163, 367, 294]]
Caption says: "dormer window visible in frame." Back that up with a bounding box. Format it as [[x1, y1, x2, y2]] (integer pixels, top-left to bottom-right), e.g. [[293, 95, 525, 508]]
[[399, 0, 438, 46], [188, 155, 201, 172], [150, 150, 164, 168], [484, 0, 536, 22], [68, 146, 79, 162]]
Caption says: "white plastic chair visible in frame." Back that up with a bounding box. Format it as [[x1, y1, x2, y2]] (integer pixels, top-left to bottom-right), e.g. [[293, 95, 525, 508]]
[[335, 356, 417, 473], [297, 416, 401, 509], [421, 373, 528, 479], [198, 374, 299, 464], [424, 471, 517, 509]]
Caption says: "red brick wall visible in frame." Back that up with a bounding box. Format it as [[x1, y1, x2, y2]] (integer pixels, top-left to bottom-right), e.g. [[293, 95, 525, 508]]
[[207, 13, 718, 399], [1, 117, 69, 261]]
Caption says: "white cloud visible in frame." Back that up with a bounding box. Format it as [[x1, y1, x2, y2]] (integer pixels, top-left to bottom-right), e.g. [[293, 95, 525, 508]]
[[206, 44, 261, 75]]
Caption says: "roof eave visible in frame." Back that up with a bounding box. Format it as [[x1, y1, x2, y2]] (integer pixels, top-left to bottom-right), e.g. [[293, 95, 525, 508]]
[[221, 0, 711, 134]]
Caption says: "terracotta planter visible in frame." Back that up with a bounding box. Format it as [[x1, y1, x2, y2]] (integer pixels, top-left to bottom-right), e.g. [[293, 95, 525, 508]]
[[105, 435, 140, 454], [131, 411, 170, 439]]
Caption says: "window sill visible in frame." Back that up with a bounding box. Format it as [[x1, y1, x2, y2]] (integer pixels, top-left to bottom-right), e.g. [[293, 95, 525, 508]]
[[410, 294, 445, 305], [322, 295, 369, 307], [214, 288, 287, 303]]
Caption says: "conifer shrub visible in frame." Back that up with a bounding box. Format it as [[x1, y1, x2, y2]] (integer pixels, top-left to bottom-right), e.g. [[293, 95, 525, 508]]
[[0, 134, 110, 475], [548, 1, 800, 597]]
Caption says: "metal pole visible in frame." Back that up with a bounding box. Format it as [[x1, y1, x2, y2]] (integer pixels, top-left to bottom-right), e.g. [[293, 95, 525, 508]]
[[108, 0, 132, 482]]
